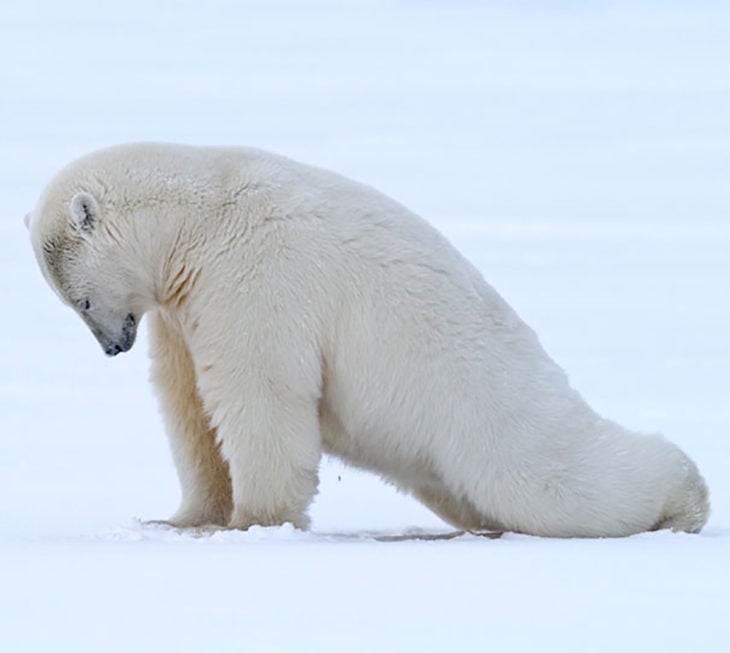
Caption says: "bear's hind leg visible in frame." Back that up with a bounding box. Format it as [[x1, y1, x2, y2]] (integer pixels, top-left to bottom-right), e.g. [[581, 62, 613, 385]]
[[149, 311, 232, 527], [414, 485, 503, 534]]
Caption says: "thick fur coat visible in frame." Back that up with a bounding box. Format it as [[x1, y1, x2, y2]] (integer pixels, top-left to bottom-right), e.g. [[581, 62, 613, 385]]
[[27, 143, 709, 536]]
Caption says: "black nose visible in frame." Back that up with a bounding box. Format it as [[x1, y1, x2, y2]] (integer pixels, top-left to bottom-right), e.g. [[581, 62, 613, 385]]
[[105, 344, 123, 357]]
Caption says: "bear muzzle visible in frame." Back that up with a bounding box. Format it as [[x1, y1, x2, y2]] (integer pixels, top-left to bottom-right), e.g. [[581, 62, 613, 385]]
[[95, 313, 137, 357]]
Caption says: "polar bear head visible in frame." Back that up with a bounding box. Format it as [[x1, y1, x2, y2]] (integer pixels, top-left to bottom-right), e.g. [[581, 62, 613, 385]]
[[27, 179, 152, 357]]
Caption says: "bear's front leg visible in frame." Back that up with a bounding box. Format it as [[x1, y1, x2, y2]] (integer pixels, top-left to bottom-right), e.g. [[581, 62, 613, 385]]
[[185, 255, 325, 531], [149, 311, 233, 527], [207, 378, 322, 531]]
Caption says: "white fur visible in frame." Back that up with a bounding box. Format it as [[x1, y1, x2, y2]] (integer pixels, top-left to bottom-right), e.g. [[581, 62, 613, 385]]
[[28, 143, 709, 536]]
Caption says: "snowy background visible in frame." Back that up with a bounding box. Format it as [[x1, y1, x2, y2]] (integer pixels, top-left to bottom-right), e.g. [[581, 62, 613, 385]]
[[1, 1, 729, 650]]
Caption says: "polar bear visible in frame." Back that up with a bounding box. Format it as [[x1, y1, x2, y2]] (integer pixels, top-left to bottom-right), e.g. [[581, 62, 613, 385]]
[[27, 143, 709, 537]]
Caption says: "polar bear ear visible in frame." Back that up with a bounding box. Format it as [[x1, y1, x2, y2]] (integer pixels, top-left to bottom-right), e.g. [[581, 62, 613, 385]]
[[23, 212, 31, 230], [69, 192, 100, 232]]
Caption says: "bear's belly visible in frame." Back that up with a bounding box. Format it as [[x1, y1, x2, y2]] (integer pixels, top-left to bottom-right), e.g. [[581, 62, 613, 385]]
[[318, 394, 441, 489]]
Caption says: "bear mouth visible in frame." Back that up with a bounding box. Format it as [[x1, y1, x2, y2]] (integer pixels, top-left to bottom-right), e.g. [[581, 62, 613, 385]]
[[103, 313, 137, 357]]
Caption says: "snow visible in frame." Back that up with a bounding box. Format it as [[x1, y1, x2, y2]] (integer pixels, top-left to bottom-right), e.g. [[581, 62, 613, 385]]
[[1, 1, 729, 651]]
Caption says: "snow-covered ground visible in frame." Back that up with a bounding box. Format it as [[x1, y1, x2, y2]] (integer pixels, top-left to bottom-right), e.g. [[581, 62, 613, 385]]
[[1, 1, 729, 651]]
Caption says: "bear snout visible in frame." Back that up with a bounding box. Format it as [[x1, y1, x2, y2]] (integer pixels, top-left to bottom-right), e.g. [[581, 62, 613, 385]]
[[101, 313, 137, 357]]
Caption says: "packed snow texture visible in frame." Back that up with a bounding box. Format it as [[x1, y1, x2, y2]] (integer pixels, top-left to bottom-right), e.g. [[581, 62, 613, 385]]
[[1, 1, 729, 651]]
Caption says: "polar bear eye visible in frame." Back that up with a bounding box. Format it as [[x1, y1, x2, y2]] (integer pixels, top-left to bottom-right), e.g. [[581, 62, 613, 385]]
[[79, 298, 92, 312]]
